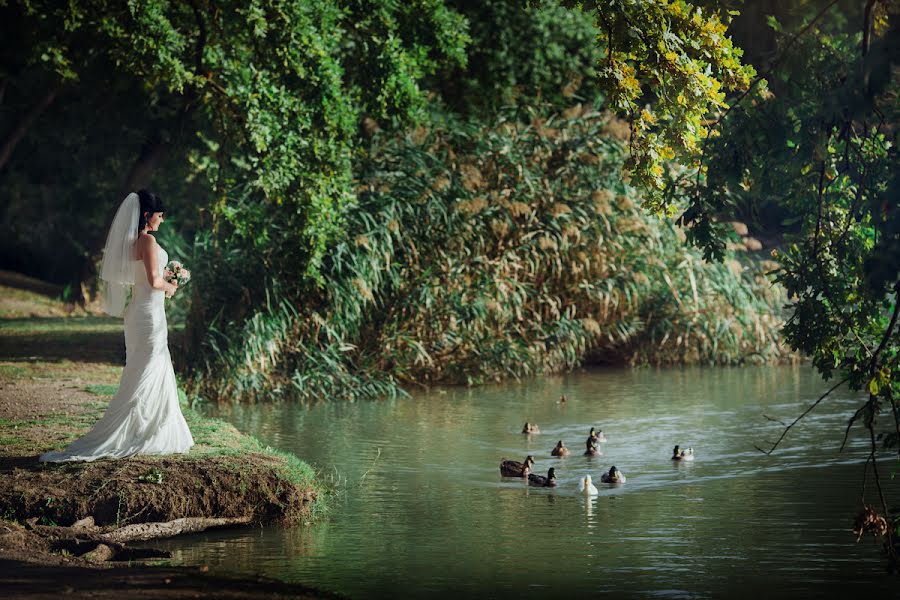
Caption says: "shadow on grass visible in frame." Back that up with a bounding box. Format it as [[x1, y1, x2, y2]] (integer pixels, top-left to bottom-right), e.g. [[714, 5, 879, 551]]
[[0, 317, 125, 364], [0, 316, 188, 367], [0, 270, 62, 297]]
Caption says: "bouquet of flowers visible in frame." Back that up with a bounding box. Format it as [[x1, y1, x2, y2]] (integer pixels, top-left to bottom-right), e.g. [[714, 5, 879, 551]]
[[163, 260, 191, 287]]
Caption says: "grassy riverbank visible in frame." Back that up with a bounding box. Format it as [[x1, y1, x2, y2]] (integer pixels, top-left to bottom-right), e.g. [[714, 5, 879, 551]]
[[0, 277, 329, 597]]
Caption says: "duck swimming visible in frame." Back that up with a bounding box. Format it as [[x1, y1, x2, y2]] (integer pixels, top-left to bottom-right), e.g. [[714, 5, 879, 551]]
[[586, 426, 607, 445], [551, 440, 570, 457], [528, 467, 557, 487], [579, 474, 599, 496], [600, 465, 626, 484], [522, 422, 540, 434], [584, 437, 601, 456], [672, 445, 694, 461], [500, 455, 535, 477]]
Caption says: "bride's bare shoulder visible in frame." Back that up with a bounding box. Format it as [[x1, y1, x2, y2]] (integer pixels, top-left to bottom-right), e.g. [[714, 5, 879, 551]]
[[135, 232, 157, 260]]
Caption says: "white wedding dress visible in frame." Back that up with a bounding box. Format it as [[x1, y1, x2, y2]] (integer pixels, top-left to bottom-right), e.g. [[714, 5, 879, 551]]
[[40, 244, 194, 462]]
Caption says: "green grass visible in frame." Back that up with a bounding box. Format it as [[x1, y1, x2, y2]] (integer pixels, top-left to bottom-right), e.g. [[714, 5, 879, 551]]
[[0, 360, 123, 383], [0, 365, 26, 378], [0, 316, 121, 333], [0, 284, 77, 319], [181, 406, 319, 488], [85, 384, 118, 396]]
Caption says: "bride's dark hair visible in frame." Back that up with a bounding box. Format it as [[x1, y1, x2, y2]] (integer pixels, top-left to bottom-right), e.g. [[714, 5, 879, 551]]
[[137, 189, 165, 232]]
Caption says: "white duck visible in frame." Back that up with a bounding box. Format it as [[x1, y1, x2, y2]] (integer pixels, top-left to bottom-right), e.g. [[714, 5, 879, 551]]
[[579, 474, 599, 496], [681, 447, 695, 461]]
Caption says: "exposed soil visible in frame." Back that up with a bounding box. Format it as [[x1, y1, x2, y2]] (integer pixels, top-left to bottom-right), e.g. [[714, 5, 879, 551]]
[[1, 453, 318, 527]]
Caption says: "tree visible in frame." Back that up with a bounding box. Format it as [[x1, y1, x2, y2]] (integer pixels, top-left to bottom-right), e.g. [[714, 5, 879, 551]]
[[0, 0, 469, 299], [582, 0, 900, 566]]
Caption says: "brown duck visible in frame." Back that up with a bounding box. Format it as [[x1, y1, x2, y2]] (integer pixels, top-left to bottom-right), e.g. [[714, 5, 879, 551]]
[[500, 455, 535, 477], [551, 440, 570, 457]]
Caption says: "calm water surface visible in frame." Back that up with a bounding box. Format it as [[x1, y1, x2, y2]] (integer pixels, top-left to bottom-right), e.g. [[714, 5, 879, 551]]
[[157, 366, 898, 598]]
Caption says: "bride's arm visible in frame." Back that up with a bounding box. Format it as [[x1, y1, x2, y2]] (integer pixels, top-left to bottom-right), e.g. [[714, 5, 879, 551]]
[[139, 235, 178, 296]]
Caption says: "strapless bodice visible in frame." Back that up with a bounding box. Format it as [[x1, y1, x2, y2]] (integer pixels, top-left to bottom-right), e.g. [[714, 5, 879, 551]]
[[132, 245, 168, 300]]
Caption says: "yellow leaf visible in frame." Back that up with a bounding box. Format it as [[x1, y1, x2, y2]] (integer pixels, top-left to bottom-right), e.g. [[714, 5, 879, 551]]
[[868, 378, 880, 396]]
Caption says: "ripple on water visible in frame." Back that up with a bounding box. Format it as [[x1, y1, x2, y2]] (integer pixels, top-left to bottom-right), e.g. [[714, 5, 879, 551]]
[[145, 366, 898, 598]]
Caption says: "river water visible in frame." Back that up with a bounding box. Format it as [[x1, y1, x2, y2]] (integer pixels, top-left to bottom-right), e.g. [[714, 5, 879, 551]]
[[154, 366, 897, 598]]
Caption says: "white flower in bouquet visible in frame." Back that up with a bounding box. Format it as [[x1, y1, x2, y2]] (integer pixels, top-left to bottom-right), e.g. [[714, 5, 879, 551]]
[[164, 260, 192, 287]]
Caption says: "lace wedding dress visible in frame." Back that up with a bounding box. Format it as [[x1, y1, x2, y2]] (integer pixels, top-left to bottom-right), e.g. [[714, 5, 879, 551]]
[[40, 243, 194, 462]]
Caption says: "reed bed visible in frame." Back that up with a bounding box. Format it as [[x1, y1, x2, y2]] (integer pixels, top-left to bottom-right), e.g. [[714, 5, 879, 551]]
[[185, 106, 790, 403]]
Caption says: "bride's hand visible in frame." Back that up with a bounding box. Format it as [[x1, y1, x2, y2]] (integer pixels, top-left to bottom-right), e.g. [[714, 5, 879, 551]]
[[165, 282, 178, 298]]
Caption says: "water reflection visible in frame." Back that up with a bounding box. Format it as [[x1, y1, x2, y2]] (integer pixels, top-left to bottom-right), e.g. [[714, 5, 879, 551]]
[[147, 366, 898, 598]]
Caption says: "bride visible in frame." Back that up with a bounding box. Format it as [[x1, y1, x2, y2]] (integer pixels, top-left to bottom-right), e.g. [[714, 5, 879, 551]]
[[40, 190, 194, 462]]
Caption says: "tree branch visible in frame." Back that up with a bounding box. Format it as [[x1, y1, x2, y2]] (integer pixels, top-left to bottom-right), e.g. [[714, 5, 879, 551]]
[[867, 282, 900, 372], [757, 376, 849, 455], [841, 403, 869, 452], [693, 0, 842, 192], [0, 83, 62, 171], [862, 0, 877, 57]]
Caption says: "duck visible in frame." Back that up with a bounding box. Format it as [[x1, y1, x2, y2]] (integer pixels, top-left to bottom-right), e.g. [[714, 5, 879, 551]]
[[551, 440, 570, 457], [584, 437, 601, 456], [558, 394, 567, 404], [500, 455, 535, 478], [522, 422, 540, 434], [528, 467, 557, 487], [587, 426, 607, 445], [600, 465, 626, 484], [671, 445, 694, 461], [579, 474, 599, 496]]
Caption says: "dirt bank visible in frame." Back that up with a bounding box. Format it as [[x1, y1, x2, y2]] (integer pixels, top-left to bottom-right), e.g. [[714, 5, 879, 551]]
[[0, 280, 331, 598], [0, 358, 322, 528]]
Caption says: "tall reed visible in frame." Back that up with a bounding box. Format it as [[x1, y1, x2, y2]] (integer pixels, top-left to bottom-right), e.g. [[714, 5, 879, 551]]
[[185, 104, 790, 403]]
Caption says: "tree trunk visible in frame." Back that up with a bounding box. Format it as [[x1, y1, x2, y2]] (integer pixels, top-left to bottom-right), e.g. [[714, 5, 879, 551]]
[[121, 133, 169, 196], [28, 515, 251, 544], [75, 133, 171, 305], [100, 516, 252, 543], [0, 84, 62, 171]]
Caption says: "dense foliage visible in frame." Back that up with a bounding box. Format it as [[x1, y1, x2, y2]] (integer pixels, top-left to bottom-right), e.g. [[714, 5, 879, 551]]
[[186, 105, 788, 403], [437, 0, 603, 113], [576, 0, 758, 214], [586, 0, 900, 564], [0, 0, 469, 295]]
